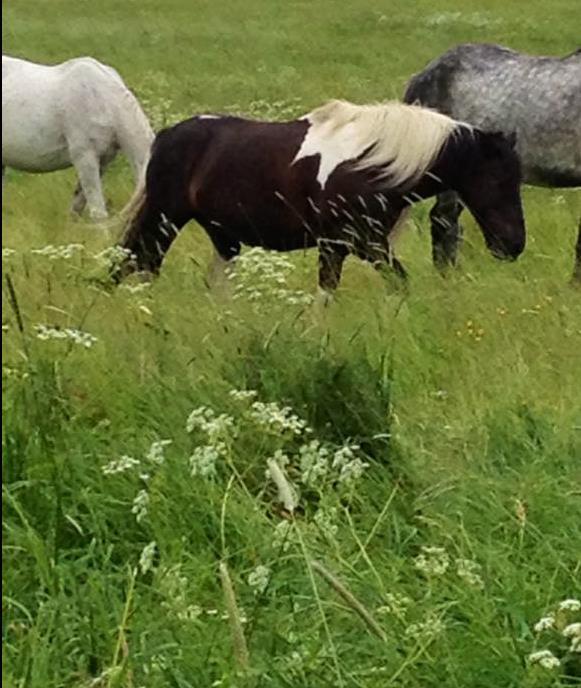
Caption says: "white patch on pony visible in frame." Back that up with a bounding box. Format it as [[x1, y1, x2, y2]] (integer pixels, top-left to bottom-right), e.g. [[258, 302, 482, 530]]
[[293, 99, 468, 189]]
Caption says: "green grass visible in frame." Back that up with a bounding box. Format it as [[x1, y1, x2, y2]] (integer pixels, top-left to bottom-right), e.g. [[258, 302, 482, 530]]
[[2, 1, 581, 686]]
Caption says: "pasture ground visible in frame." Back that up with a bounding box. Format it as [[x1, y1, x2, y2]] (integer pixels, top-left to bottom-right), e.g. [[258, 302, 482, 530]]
[[2, 1, 581, 686]]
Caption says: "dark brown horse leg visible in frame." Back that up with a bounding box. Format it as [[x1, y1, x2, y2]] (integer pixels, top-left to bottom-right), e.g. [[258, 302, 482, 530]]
[[430, 191, 463, 270], [317, 244, 347, 304]]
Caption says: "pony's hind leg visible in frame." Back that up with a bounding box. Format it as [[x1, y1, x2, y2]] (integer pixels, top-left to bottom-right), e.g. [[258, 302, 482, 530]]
[[430, 191, 463, 270]]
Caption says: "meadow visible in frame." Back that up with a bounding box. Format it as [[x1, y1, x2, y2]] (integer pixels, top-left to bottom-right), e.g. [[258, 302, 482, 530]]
[[2, 1, 581, 686]]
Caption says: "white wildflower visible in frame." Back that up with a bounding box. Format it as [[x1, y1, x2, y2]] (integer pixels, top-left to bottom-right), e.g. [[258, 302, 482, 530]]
[[313, 507, 338, 539], [2, 248, 17, 259], [562, 623, 581, 638], [534, 615, 556, 633], [102, 455, 141, 475], [267, 457, 298, 512], [94, 245, 135, 265], [377, 593, 412, 617], [414, 546, 450, 577], [229, 389, 258, 403], [138, 541, 157, 575], [528, 649, 561, 669], [132, 490, 150, 523], [189, 444, 224, 478], [186, 406, 235, 441], [338, 457, 369, 485], [406, 615, 446, 641], [248, 565, 271, 595], [559, 599, 581, 613], [228, 247, 312, 306], [146, 439, 172, 466], [299, 440, 329, 486], [31, 243, 84, 260], [331, 443, 360, 469], [250, 401, 309, 436], [35, 324, 97, 348], [571, 635, 581, 653], [456, 558, 484, 588]]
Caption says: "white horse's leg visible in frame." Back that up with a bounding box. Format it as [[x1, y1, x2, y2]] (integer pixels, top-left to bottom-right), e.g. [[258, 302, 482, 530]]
[[70, 147, 117, 218], [69, 149, 108, 221], [70, 181, 86, 216]]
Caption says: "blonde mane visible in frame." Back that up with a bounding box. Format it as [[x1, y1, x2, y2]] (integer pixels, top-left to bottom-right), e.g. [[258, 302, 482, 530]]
[[296, 99, 470, 188]]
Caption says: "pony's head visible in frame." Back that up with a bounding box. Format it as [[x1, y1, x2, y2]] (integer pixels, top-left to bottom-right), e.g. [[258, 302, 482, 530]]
[[453, 129, 525, 260]]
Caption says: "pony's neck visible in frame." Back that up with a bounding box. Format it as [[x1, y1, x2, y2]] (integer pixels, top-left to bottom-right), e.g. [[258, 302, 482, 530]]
[[413, 127, 478, 198]]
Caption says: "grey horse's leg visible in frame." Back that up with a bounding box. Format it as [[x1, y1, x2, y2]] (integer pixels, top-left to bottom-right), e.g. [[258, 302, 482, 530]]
[[430, 191, 463, 270]]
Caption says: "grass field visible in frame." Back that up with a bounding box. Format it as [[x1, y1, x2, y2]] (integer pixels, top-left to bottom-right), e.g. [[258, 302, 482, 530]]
[[2, 1, 581, 686]]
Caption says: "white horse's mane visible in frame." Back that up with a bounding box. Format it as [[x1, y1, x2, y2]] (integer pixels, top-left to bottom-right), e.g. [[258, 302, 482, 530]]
[[298, 99, 471, 188]]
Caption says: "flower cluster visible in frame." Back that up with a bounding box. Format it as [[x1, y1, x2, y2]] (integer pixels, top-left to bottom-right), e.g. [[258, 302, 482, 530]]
[[139, 541, 157, 575], [250, 400, 310, 437], [247, 564, 271, 595], [35, 324, 98, 348], [529, 598, 581, 667], [226, 247, 313, 307], [94, 245, 135, 266], [31, 243, 84, 259], [414, 547, 484, 588]]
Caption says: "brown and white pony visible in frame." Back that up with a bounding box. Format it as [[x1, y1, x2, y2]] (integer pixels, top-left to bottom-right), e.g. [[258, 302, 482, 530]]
[[113, 99, 525, 295]]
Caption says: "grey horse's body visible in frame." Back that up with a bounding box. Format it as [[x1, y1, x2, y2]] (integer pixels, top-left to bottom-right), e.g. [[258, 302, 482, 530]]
[[404, 43, 581, 278]]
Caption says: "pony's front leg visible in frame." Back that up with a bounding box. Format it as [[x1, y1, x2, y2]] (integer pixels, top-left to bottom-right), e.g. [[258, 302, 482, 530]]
[[429, 191, 463, 270], [317, 244, 347, 305], [70, 149, 108, 221]]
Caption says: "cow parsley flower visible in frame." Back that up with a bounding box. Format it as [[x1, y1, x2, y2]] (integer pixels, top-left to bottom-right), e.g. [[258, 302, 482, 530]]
[[186, 406, 235, 441], [414, 546, 450, 577], [456, 558, 484, 588], [139, 541, 157, 575], [132, 490, 150, 523], [229, 389, 258, 403], [299, 440, 329, 486], [146, 439, 172, 466], [338, 457, 369, 485], [250, 401, 310, 436], [528, 650, 560, 669], [534, 615, 556, 633], [31, 243, 84, 259], [559, 599, 581, 613], [35, 324, 97, 348], [189, 444, 224, 478], [102, 455, 141, 475], [406, 615, 446, 641], [248, 565, 271, 595], [562, 623, 581, 639]]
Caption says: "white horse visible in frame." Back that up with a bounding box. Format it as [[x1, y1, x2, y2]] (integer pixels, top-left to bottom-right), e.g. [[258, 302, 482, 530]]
[[2, 55, 154, 220]]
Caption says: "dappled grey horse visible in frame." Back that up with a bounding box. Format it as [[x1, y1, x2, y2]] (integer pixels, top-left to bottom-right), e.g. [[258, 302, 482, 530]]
[[404, 44, 581, 280]]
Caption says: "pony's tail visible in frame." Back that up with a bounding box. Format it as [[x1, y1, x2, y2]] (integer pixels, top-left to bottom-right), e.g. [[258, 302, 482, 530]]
[[117, 176, 147, 246]]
